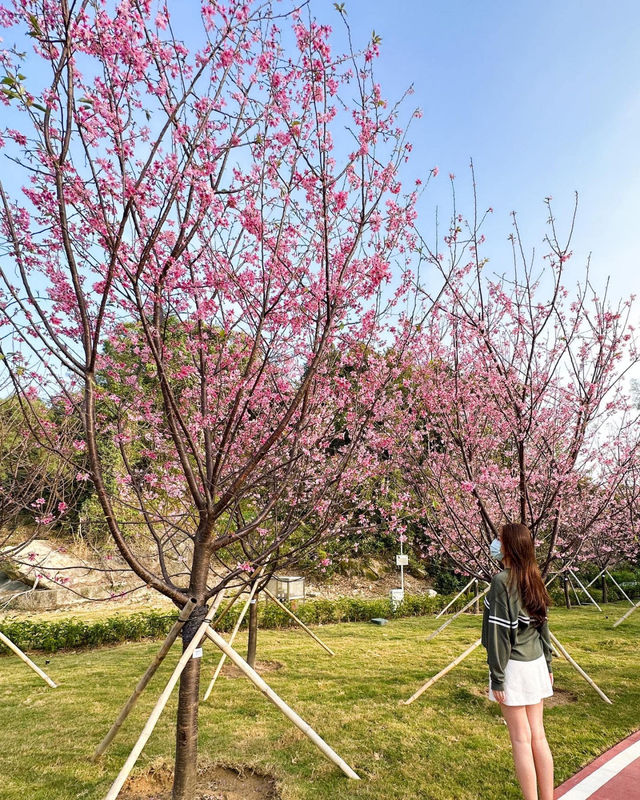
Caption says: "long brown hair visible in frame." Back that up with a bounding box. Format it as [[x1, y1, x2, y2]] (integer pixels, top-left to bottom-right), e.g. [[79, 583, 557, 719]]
[[500, 523, 551, 626]]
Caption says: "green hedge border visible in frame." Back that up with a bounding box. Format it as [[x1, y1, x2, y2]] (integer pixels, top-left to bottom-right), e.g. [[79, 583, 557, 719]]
[[0, 591, 469, 654]]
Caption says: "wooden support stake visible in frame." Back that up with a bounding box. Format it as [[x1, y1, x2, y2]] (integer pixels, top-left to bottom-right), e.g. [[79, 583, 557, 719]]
[[103, 592, 225, 800], [585, 568, 607, 590], [568, 574, 582, 606], [606, 570, 635, 607], [612, 599, 640, 628], [92, 597, 197, 760], [549, 631, 612, 705], [426, 586, 490, 642], [570, 570, 602, 612], [263, 587, 335, 656], [404, 638, 482, 705], [435, 578, 476, 619], [202, 625, 359, 780], [203, 581, 261, 702], [0, 629, 57, 688]]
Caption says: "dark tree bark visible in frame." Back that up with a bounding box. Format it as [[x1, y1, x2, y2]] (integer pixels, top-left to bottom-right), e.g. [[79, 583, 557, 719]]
[[563, 575, 572, 609], [601, 573, 608, 604], [172, 606, 207, 800], [247, 598, 259, 669]]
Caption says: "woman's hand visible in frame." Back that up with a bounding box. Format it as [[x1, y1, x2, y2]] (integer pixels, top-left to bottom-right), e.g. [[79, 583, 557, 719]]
[[493, 689, 505, 703]]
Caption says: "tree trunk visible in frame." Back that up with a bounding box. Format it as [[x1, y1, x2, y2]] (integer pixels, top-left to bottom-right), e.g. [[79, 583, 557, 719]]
[[172, 606, 206, 800], [247, 598, 258, 668], [563, 575, 572, 609], [601, 574, 608, 604]]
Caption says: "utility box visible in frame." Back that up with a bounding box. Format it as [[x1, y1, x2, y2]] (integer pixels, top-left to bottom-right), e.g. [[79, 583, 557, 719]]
[[267, 575, 306, 603], [390, 587, 405, 609]]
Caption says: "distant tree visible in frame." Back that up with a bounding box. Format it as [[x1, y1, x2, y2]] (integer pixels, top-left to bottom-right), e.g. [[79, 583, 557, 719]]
[[391, 189, 640, 582]]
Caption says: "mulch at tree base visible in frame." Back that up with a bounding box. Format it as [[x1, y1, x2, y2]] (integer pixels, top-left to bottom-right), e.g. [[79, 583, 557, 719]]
[[219, 659, 283, 679], [120, 761, 279, 800], [471, 686, 577, 708]]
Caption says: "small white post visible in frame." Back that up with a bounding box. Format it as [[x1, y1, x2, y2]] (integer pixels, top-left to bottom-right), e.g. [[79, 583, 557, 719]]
[[202, 625, 360, 780], [0, 630, 57, 688], [435, 578, 475, 619]]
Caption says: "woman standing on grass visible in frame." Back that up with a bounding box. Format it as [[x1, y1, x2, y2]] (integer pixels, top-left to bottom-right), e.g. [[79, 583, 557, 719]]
[[482, 523, 555, 800]]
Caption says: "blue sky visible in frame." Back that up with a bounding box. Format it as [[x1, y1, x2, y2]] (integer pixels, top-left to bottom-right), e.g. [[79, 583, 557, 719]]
[[325, 0, 640, 308]]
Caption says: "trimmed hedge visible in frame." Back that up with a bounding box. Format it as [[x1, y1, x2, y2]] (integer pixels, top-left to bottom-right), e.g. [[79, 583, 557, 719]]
[[0, 590, 471, 654]]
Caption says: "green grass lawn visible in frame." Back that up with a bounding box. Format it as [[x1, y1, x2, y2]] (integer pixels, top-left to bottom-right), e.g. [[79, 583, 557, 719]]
[[0, 604, 638, 800]]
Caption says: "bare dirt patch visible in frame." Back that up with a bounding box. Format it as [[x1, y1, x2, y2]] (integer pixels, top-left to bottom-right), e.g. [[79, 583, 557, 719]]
[[120, 761, 279, 800], [544, 687, 578, 707], [219, 659, 283, 678], [472, 686, 577, 707]]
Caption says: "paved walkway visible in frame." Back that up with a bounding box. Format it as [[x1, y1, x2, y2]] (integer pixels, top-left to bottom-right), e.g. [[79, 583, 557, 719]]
[[554, 729, 640, 799]]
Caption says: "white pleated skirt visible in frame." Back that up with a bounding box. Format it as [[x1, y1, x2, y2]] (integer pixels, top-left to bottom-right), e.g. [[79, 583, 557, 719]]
[[489, 654, 553, 706]]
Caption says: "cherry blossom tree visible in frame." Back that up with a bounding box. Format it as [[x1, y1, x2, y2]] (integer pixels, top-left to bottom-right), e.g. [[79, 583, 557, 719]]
[[0, 0, 421, 793], [390, 185, 640, 583]]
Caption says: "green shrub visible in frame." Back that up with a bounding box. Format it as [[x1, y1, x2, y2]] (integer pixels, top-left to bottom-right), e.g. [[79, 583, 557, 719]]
[[0, 590, 475, 655]]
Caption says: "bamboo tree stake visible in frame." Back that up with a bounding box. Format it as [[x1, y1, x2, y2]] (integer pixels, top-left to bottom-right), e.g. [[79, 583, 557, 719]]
[[569, 570, 602, 612], [568, 574, 583, 606], [426, 586, 490, 642], [585, 568, 607, 590], [549, 631, 612, 705], [202, 624, 360, 780], [0, 630, 57, 688], [434, 578, 476, 619], [202, 581, 262, 702], [92, 597, 197, 760], [605, 570, 635, 607], [404, 638, 482, 705], [103, 591, 225, 800], [612, 599, 640, 628], [262, 587, 335, 655]]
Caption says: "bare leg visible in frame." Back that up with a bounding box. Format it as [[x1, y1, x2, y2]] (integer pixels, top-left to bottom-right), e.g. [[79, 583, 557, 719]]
[[526, 701, 554, 800], [501, 704, 538, 800]]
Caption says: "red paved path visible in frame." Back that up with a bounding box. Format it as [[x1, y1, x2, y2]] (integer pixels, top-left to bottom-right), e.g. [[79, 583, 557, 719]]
[[555, 729, 640, 799]]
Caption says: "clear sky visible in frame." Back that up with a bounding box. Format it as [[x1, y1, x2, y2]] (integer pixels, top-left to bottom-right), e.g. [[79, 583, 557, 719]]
[[324, 0, 640, 309]]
